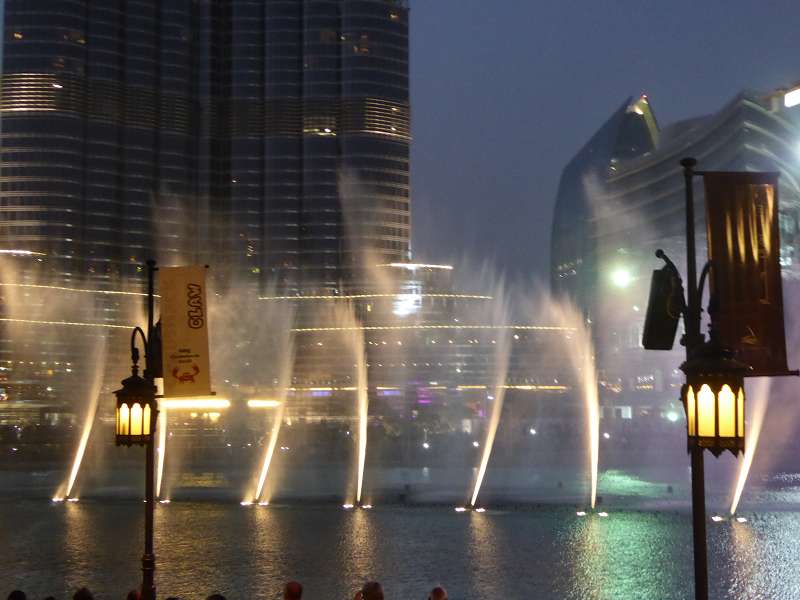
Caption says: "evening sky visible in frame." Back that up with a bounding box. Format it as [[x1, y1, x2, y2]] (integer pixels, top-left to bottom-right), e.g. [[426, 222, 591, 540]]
[[410, 0, 799, 284]]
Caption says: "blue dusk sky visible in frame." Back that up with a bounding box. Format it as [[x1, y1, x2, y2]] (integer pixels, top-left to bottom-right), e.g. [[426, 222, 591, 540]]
[[410, 0, 799, 283]]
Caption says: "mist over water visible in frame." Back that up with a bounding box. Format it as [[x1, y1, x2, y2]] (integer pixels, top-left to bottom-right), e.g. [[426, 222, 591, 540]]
[[538, 293, 600, 510]]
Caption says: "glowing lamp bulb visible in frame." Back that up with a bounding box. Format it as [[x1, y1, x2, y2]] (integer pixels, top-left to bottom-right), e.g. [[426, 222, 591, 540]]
[[610, 267, 633, 288]]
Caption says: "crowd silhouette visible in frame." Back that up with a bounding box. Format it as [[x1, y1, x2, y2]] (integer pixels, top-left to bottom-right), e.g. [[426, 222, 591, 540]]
[[6, 581, 449, 600]]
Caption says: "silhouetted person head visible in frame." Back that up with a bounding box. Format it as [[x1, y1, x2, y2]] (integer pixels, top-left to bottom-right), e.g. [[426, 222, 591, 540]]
[[361, 581, 384, 600], [284, 581, 303, 600], [126, 590, 140, 600], [429, 586, 448, 600], [73, 588, 94, 600], [7, 591, 26, 600]]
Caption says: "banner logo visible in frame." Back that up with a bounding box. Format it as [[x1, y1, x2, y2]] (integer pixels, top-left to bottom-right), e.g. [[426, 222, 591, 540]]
[[160, 266, 213, 397]]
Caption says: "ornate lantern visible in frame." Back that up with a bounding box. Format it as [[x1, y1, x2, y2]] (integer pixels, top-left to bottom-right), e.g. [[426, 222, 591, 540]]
[[680, 343, 748, 457], [115, 365, 157, 447]]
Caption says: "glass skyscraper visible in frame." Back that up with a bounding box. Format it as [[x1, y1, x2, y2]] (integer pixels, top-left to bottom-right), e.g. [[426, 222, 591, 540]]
[[0, 0, 410, 294], [0, 0, 411, 422]]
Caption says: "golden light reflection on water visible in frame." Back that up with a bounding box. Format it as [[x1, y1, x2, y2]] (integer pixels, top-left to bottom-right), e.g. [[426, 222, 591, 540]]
[[466, 511, 504, 597], [726, 521, 762, 596], [63, 502, 93, 585], [12, 504, 800, 598], [345, 508, 379, 583]]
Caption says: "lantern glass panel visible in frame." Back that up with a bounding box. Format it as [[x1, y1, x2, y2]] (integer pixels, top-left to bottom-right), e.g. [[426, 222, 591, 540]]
[[698, 384, 715, 437], [687, 386, 696, 436], [131, 403, 143, 436], [143, 404, 151, 436], [719, 384, 735, 437], [119, 403, 130, 436], [737, 387, 745, 437]]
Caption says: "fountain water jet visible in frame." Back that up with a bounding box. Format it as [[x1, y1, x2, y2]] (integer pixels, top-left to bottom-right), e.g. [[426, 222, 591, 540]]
[[544, 296, 600, 510], [468, 286, 511, 509], [355, 334, 369, 506], [325, 303, 371, 507], [202, 275, 293, 505], [584, 347, 600, 511], [730, 378, 770, 516], [54, 334, 107, 500], [253, 400, 286, 503], [156, 407, 167, 500]]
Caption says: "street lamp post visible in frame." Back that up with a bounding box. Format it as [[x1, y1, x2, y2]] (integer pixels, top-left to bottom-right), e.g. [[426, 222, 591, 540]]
[[681, 157, 710, 600], [651, 159, 749, 600], [114, 260, 158, 600], [645, 157, 797, 599]]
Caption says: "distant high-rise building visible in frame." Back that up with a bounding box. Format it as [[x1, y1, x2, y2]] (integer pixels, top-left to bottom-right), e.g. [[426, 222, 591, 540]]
[[0, 0, 410, 294]]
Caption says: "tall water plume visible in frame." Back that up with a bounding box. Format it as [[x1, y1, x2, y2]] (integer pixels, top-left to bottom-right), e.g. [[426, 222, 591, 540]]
[[156, 407, 167, 499], [0, 256, 140, 500], [204, 278, 296, 504], [730, 378, 770, 516], [468, 281, 511, 508], [543, 294, 600, 509], [58, 334, 107, 499], [314, 302, 371, 506], [249, 326, 295, 505], [355, 330, 369, 505], [332, 304, 370, 506]]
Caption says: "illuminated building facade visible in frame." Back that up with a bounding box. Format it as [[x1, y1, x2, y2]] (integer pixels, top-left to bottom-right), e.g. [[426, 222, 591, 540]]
[[550, 85, 800, 421], [261, 0, 411, 294], [0, 0, 410, 423], [263, 263, 577, 424], [0, 0, 410, 294]]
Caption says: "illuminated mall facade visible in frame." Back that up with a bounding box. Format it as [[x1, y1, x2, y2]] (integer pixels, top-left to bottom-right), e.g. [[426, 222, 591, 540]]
[[550, 83, 800, 424]]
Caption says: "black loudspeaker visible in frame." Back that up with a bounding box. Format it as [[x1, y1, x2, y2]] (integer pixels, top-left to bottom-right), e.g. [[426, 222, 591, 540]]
[[642, 267, 681, 350]]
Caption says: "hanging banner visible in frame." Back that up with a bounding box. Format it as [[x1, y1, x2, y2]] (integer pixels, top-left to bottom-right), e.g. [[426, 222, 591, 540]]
[[160, 265, 213, 397], [704, 171, 790, 376]]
